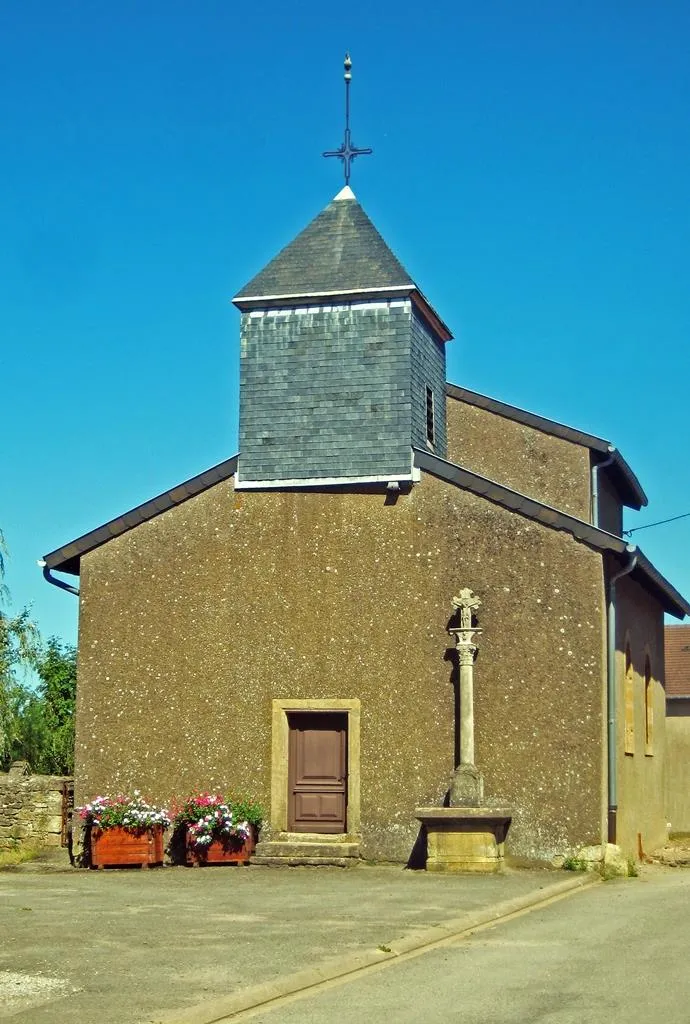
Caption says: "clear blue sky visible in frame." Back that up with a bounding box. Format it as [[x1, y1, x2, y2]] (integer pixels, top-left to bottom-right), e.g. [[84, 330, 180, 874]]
[[2, 0, 689, 648]]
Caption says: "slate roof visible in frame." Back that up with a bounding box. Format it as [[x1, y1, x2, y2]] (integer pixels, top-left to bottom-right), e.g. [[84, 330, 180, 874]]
[[233, 190, 415, 302], [446, 383, 647, 511], [665, 625, 690, 695]]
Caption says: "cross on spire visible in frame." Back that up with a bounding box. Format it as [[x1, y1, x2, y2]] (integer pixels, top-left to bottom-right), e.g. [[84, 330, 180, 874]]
[[323, 53, 373, 185]]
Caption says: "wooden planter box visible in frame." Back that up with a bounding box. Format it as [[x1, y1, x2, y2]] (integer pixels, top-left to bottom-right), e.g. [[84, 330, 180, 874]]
[[185, 827, 256, 867], [90, 825, 165, 869]]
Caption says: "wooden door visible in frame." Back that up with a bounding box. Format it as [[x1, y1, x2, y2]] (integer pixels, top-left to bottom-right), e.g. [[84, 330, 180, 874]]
[[288, 712, 347, 833]]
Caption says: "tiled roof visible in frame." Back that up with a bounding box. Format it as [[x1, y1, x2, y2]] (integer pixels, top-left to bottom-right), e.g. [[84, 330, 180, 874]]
[[665, 625, 690, 695], [234, 191, 414, 302]]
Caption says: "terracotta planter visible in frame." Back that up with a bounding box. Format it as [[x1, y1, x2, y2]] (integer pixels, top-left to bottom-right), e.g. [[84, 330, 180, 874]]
[[90, 825, 165, 869], [185, 826, 257, 867]]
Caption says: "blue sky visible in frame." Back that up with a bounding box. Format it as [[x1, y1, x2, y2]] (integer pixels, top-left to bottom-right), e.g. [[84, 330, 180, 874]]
[[2, 0, 689, 648]]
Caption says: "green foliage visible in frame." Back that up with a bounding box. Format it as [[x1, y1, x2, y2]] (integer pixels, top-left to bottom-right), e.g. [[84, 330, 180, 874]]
[[229, 794, 265, 827], [0, 530, 76, 774], [562, 856, 588, 872], [170, 792, 263, 852]]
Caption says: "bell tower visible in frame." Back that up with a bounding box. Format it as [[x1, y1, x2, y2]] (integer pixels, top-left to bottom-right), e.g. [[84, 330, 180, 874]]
[[232, 57, 452, 488]]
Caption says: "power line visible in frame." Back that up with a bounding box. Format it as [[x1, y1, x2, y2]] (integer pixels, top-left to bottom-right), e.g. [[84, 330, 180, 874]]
[[623, 510, 690, 537]]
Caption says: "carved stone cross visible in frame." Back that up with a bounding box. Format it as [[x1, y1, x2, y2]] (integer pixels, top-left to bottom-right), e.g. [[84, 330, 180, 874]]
[[452, 588, 481, 630], [449, 588, 482, 769]]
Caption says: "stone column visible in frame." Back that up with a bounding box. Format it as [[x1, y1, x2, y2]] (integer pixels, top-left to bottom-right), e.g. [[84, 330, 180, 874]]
[[448, 589, 483, 806], [457, 642, 477, 766]]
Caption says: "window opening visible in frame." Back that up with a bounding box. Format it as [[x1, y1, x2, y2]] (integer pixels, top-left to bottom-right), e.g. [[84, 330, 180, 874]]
[[425, 385, 435, 445]]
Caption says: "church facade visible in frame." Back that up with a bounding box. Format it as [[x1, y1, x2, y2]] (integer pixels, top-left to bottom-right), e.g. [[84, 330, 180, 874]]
[[44, 187, 689, 864]]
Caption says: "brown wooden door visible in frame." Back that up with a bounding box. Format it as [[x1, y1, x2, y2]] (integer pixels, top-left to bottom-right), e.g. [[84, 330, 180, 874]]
[[288, 712, 347, 833]]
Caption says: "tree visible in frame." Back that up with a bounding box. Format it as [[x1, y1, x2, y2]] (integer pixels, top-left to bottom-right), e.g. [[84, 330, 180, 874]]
[[32, 638, 77, 774], [0, 530, 42, 769], [0, 530, 76, 774]]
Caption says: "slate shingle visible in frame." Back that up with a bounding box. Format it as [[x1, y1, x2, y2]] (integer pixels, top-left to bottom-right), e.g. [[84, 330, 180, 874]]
[[234, 194, 414, 300]]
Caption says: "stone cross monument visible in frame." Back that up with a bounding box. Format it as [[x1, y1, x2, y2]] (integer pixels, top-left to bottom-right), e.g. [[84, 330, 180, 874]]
[[415, 587, 512, 871], [448, 588, 484, 806]]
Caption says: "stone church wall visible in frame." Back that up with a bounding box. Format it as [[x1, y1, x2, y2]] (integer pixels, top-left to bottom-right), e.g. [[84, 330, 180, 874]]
[[0, 762, 70, 850], [445, 395, 592, 521], [75, 472, 606, 863]]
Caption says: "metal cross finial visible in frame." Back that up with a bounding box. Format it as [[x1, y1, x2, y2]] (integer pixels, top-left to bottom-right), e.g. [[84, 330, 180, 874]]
[[323, 53, 373, 185]]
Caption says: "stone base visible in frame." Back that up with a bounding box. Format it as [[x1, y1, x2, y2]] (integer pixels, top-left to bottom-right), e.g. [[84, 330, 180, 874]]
[[415, 807, 512, 874], [253, 832, 360, 867], [448, 764, 484, 807]]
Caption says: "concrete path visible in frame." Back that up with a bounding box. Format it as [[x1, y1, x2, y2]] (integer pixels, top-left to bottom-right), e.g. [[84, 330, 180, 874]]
[[240, 867, 690, 1024], [0, 857, 588, 1023]]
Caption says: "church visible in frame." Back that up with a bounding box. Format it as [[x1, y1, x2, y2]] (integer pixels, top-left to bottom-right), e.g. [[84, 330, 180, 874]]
[[43, 106, 689, 865]]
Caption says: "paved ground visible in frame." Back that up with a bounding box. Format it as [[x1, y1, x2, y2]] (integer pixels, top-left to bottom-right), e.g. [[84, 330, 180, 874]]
[[1, 853, 571, 1023], [243, 867, 690, 1024]]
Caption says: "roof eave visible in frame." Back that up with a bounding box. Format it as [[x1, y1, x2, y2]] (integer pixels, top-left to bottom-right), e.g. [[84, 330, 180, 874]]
[[232, 285, 453, 342], [632, 551, 690, 619], [606, 452, 648, 510], [413, 447, 688, 620], [43, 455, 239, 576], [232, 284, 415, 311], [410, 289, 453, 342], [446, 382, 647, 509]]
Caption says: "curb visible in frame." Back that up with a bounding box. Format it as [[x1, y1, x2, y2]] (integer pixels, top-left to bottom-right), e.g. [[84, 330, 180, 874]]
[[160, 872, 599, 1024]]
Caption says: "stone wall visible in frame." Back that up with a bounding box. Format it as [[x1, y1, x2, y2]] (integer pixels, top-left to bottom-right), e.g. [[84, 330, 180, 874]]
[[0, 762, 71, 850], [75, 470, 606, 863], [445, 392, 592, 520], [666, 702, 690, 834], [615, 573, 667, 858]]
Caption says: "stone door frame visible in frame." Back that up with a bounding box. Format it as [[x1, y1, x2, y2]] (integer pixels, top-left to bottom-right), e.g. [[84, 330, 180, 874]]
[[271, 698, 361, 837]]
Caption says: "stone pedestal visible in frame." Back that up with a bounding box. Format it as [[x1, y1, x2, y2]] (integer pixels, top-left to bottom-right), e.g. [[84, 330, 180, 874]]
[[415, 807, 512, 873], [449, 763, 484, 807]]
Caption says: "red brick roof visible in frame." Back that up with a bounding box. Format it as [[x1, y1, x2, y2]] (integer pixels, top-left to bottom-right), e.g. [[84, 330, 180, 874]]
[[665, 625, 690, 695]]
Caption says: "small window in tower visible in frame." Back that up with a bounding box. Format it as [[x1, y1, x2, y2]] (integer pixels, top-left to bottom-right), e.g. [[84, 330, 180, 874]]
[[426, 385, 435, 446]]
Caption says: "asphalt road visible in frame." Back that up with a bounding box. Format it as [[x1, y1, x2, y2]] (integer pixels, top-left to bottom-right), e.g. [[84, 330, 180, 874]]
[[245, 868, 690, 1024], [0, 862, 564, 1022]]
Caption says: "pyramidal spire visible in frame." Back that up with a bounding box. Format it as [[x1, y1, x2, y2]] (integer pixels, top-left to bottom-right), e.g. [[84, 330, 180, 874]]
[[233, 193, 413, 303]]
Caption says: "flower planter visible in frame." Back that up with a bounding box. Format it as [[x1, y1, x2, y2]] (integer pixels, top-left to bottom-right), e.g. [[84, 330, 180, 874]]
[[90, 825, 165, 869], [185, 826, 257, 867]]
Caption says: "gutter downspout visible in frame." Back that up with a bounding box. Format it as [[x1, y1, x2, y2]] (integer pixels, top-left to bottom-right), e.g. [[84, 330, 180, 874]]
[[38, 561, 80, 597], [607, 545, 638, 844], [592, 446, 615, 527]]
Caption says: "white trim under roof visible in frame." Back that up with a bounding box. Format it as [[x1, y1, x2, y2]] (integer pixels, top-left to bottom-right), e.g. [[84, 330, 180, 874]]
[[233, 284, 415, 303], [235, 472, 415, 490]]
